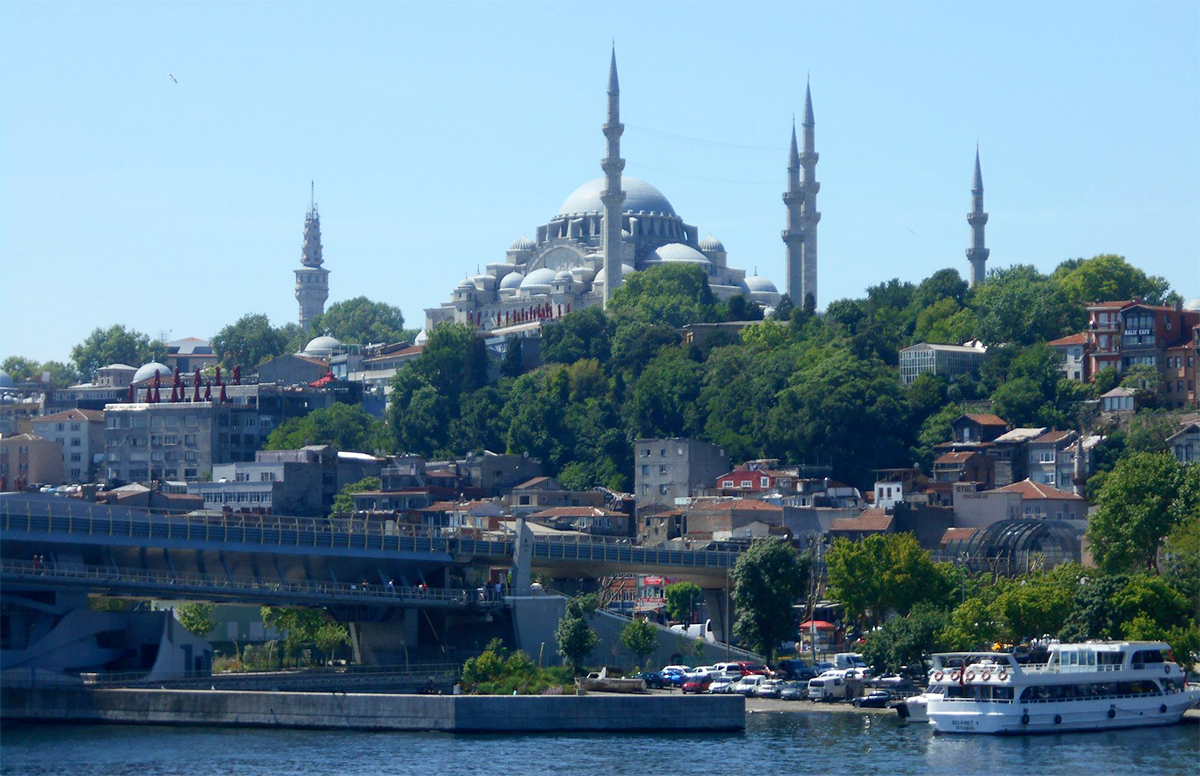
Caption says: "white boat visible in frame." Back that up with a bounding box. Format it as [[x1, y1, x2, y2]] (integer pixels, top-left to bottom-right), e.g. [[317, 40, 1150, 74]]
[[925, 641, 1200, 735], [894, 691, 937, 723]]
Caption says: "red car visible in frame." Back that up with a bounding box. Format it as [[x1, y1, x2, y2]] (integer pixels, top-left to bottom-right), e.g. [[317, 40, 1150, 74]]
[[682, 675, 714, 694], [735, 661, 769, 676]]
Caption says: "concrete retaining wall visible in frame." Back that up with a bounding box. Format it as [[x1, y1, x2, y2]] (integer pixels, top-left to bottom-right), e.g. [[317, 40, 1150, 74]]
[[1, 686, 744, 732]]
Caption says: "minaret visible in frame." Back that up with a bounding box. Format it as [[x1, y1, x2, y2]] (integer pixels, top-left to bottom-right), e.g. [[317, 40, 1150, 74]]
[[799, 78, 821, 309], [782, 119, 806, 303], [295, 182, 329, 330], [600, 47, 626, 308], [966, 146, 989, 287]]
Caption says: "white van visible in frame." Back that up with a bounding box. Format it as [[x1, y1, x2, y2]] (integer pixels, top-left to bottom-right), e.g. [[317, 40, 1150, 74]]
[[734, 675, 766, 695], [807, 671, 847, 701], [669, 618, 717, 643], [710, 662, 744, 680], [833, 653, 868, 671]]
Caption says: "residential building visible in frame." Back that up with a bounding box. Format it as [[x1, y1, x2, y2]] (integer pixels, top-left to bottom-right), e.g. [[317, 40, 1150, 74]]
[[683, 497, 784, 537], [991, 479, 1087, 520], [504, 476, 604, 516], [713, 460, 798, 493], [103, 401, 263, 484], [1025, 430, 1077, 488], [0, 400, 42, 437], [933, 451, 994, 488], [872, 467, 928, 509], [44, 363, 137, 414], [1085, 300, 1200, 406], [164, 338, 218, 374], [898, 341, 987, 386], [0, 433, 64, 489], [827, 509, 895, 541], [1162, 327, 1198, 410], [254, 353, 330, 387], [1047, 332, 1089, 382], [1100, 387, 1136, 415], [528, 506, 631, 537], [1168, 422, 1200, 465], [31, 409, 105, 483], [634, 437, 729, 512]]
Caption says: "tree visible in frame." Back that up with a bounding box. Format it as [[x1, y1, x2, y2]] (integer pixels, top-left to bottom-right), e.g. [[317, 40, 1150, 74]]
[[265, 402, 386, 453], [1087, 452, 1189, 573], [541, 306, 612, 365], [971, 265, 1080, 346], [1110, 573, 1191, 634], [826, 533, 953, 626], [1052, 254, 1173, 306], [261, 607, 326, 667], [1163, 512, 1200, 603], [1, 357, 79, 387], [500, 337, 524, 378], [730, 540, 809, 659], [309, 296, 406, 345], [664, 581, 704, 624], [70, 324, 165, 378], [212, 314, 289, 372], [619, 617, 658, 668], [312, 621, 351, 664], [330, 476, 381, 515], [1, 356, 40, 382], [175, 603, 215, 637], [555, 601, 598, 674], [1120, 364, 1162, 405], [624, 348, 703, 439], [860, 603, 950, 675], [607, 264, 721, 331]]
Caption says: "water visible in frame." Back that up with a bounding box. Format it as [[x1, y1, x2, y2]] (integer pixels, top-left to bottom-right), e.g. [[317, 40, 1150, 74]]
[[2, 712, 1196, 776]]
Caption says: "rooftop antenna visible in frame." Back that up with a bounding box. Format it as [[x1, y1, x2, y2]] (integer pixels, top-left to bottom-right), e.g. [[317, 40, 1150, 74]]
[[310, 180, 314, 210]]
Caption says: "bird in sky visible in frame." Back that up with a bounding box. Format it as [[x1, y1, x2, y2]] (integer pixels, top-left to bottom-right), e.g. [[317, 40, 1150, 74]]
[[168, 73, 178, 84], [907, 228, 917, 235]]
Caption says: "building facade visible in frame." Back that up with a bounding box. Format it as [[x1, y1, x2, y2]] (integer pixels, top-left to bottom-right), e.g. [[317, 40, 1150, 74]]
[[103, 402, 263, 484], [0, 434, 64, 489], [634, 437, 729, 512], [899, 342, 988, 385], [31, 409, 105, 483]]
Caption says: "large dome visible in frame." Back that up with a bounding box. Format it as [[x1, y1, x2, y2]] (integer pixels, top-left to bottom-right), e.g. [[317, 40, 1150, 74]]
[[0, 369, 12, 389], [557, 177, 677, 217], [651, 243, 709, 264], [499, 271, 525, 290], [520, 267, 559, 289], [303, 335, 341, 357], [745, 275, 779, 294], [133, 362, 171, 384]]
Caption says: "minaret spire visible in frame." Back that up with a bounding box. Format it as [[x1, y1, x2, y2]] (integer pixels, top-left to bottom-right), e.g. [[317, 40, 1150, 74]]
[[967, 146, 990, 287], [600, 45, 626, 307], [798, 78, 821, 309], [782, 118, 806, 304]]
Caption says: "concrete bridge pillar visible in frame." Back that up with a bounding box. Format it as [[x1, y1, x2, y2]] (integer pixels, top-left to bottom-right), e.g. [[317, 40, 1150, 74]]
[[349, 610, 419, 666], [703, 587, 733, 646], [511, 518, 533, 594]]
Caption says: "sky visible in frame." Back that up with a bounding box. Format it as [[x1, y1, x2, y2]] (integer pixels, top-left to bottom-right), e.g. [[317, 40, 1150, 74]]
[[1, 1, 1197, 364]]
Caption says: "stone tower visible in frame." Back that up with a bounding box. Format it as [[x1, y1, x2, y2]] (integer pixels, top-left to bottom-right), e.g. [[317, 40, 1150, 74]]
[[600, 47, 626, 308], [782, 119, 806, 304], [798, 78, 821, 309], [295, 184, 329, 331], [966, 147, 990, 288]]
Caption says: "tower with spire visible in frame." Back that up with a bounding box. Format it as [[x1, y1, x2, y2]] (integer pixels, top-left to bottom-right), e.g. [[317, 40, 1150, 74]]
[[798, 78, 821, 309], [600, 46, 626, 308], [966, 147, 989, 287], [782, 119, 806, 304], [295, 183, 329, 330]]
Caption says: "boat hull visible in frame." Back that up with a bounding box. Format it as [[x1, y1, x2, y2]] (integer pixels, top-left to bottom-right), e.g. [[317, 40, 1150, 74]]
[[928, 692, 1199, 735]]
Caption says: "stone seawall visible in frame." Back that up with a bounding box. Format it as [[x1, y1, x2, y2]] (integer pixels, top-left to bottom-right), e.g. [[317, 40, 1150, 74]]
[[1, 686, 744, 733]]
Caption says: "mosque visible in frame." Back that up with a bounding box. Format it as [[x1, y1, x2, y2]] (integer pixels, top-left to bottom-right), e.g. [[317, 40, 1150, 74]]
[[420, 50, 814, 335]]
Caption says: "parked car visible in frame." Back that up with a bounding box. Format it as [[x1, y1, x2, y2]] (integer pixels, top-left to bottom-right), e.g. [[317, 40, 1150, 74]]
[[634, 671, 669, 690], [710, 662, 745, 681], [708, 678, 736, 694], [659, 666, 691, 687], [734, 675, 766, 695], [734, 661, 769, 676], [812, 661, 835, 674], [754, 679, 784, 698], [682, 675, 714, 694], [774, 658, 816, 682], [852, 690, 892, 708], [779, 681, 807, 701], [807, 671, 847, 702]]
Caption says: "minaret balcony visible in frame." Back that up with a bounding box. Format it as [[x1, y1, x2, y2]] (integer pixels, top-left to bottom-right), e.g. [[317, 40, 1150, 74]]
[[967, 212, 989, 225], [781, 229, 806, 241], [782, 192, 804, 205], [601, 158, 625, 174]]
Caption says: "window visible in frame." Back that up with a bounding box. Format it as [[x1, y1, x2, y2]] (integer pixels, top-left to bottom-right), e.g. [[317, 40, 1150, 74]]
[[260, 472, 276, 482], [722, 480, 733, 488], [660, 448, 666, 457], [659, 465, 667, 474], [70, 438, 81, 447], [71, 423, 80, 432], [184, 434, 197, 446], [641, 448, 650, 458], [70, 452, 82, 462], [760, 476, 770, 487], [185, 452, 198, 462], [641, 485, 649, 495], [659, 484, 669, 495], [642, 465, 649, 475]]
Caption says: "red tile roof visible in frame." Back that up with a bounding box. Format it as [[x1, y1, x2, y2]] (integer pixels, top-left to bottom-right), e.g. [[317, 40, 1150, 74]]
[[1047, 332, 1087, 346], [1030, 430, 1074, 445], [691, 498, 783, 512], [830, 509, 894, 533], [935, 452, 977, 465], [964, 413, 1008, 426], [513, 476, 554, 489], [530, 506, 626, 518], [941, 527, 980, 544], [994, 479, 1084, 501]]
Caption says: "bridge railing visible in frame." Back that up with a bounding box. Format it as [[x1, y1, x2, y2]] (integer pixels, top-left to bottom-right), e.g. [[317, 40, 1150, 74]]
[[0, 559, 503, 608], [529, 531, 739, 569]]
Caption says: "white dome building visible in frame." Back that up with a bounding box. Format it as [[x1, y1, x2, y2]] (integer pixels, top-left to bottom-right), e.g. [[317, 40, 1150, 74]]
[[0, 369, 13, 389], [302, 335, 341, 358], [132, 362, 172, 384]]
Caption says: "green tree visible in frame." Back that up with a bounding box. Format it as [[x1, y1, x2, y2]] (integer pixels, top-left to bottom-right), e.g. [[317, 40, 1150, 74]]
[[1087, 452, 1190, 573], [265, 402, 387, 453], [308, 296, 406, 345], [0, 357, 79, 388], [860, 603, 951, 675], [330, 476, 381, 515], [971, 265, 1080, 346], [1059, 573, 1128, 642], [826, 533, 954, 626], [664, 581, 704, 623], [1093, 367, 1120, 394], [312, 621, 351, 664], [1120, 364, 1162, 405], [541, 306, 612, 365], [624, 348, 703, 439], [939, 596, 1002, 651], [175, 603, 215, 637], [555, 600, 598, 674], [731, 540, 809, 659], [1, 356, 40, 382], [1163, 512, 1200, 603], [500, 338, 524, 378], [71, 324, 166, 378], [212, 314, 289, 372], [1110, 573, 1191, 634], [619, 617, 658, 668], [261, 607, 326, 667], [1051, 254, 1173, 306], [607, 264, 721, 331]]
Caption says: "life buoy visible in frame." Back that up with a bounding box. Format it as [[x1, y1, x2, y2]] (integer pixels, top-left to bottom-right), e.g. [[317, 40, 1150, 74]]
[[1164, 665, 1171, 675], [1107, 707, 1116, 719], [950, 669, 962, 682], [997, 669, 1008, 681], [965, 670, 976, 682], [1160, 704, 1167, 714], [1054, 714, 1062, 724], [933, 670, 944, 681], [981, 669, 992, 681], [1021, 711, 1030, 725]]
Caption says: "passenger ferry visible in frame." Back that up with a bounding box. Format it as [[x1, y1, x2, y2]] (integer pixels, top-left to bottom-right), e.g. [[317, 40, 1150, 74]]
[[924, 641, 1199, 735]]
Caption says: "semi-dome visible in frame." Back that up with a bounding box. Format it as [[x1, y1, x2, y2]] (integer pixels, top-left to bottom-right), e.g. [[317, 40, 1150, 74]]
[[303, 335, 341, 357], [1185, 297, 1200, 312], [651, 243, 709, 264], [521, 267, 559, 289], [0, 369, 13, 389], [698, 234, 726, 253], [557, 177, 677, 217], [509, 235, 536, 252], [554, 270, 573, 283], [499, 271, 526, 290], [133, 362, 171, 384], [745, 275, 779, 294], [594, 263, 637, 284]]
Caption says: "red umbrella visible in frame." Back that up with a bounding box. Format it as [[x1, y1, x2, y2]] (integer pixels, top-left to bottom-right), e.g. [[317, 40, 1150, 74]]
[[173, 367, 181, 386], [144, 385, 154, 403], [152, 385, 160, 403], [218, 383, 227, 403], [233, 366, 241, 385], [193, 368, 201, 387], [192, 382, 201, 402], [214, 366, 222, 385], [204, 381, 212, 401], [126, 383, 134, 402], [153, 370, 161, 388]]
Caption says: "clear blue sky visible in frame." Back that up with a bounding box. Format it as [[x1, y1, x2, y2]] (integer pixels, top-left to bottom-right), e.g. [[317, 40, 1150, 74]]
[[2, 1, 1197, 364]]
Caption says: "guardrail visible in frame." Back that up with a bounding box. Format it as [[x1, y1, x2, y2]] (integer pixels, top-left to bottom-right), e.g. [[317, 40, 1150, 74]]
[[4, 663, 463, 691], [1, 559, 505, 609]]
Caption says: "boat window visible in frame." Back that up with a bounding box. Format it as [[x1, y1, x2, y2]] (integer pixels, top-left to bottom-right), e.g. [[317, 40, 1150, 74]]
[[1132, 649, 1163, 668]]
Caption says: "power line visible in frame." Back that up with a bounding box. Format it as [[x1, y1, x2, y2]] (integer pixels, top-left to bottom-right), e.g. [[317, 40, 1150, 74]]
[[625, 123, 780, 153], [625, 161, 777, 186]]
